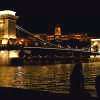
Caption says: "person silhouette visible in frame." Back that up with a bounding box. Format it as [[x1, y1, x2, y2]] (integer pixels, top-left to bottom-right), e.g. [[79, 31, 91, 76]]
[[96, 75, 100, 99], [70, 62, 85, 97]]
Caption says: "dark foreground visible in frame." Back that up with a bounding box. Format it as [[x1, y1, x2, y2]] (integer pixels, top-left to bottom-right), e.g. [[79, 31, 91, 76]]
[[0, 87, 97, 100]]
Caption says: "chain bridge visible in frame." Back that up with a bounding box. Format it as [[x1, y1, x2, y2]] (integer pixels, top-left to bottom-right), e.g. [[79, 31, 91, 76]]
[[0, 10, 99, 65]]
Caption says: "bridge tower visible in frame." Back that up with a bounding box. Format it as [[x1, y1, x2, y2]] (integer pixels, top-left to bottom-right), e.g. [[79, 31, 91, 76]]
[[0, 10, 16, 44], [0, 10, 18, 65], [54, 24, 62, 36], [54, 24, 62, 48]]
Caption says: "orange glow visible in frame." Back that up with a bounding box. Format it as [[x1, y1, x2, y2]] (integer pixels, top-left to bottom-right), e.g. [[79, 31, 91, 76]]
[[9, 35, 16, 39], [21, 39, 24, 42], [3, 35, 9, 39], [0, 22, 3, 28], [18, 41, 23, 45], [54, 25, 61, 36]]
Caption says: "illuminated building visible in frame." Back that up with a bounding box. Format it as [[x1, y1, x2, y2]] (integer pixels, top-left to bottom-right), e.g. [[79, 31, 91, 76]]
[[46, 24, 90, 48], [54, 24, 62, 36], [90, 39, 100, 58], [91, 39, 100, 52]]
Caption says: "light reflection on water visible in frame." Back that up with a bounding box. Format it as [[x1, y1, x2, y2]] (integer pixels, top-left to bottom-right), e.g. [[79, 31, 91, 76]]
[[0, 62, 99, 97]]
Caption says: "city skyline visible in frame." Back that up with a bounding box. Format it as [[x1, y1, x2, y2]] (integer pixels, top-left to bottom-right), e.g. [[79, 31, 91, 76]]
[[0, 2, 100, 99]]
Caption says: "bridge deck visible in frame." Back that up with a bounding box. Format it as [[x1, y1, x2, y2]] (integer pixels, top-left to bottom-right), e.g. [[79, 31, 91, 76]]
[[23, 47, 100, 55], [0, 44, 99, 56]]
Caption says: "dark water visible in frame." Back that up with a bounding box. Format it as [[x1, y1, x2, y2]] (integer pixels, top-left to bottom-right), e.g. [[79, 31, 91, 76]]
[[0, 62, 99, 97]]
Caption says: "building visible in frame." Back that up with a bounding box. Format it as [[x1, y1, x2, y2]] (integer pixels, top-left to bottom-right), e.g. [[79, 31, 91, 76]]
[[47, 24, 90, 48], [23, 24, 91, 49]]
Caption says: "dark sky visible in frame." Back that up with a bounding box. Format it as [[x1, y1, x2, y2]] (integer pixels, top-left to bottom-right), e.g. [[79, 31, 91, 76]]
[[0, 1, 100, 36]]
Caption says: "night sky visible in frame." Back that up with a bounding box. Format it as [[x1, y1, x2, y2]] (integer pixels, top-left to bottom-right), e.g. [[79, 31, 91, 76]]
[[0, 1, 100, 36]]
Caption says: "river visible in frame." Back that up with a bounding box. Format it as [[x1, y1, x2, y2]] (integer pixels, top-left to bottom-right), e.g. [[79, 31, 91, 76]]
[[0, 61, 99, 97]]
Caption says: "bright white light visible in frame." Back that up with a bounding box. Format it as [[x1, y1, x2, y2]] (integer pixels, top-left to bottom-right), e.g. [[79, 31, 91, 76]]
[[18, 66, 22, 70], [91, 39, 100, 41], [9, 50, 19, 58], [2, 39, 8, 44], [0, 10, 16, 16], [0, 51, 5, 53]]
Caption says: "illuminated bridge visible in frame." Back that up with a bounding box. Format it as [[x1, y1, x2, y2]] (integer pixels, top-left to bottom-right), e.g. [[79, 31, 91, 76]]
[[0, 10, 99, 65]]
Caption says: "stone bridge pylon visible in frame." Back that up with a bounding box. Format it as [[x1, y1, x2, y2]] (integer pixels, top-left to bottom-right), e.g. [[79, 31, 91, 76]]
[[0, 10, 19, 65], [0, 10, 16, 44]]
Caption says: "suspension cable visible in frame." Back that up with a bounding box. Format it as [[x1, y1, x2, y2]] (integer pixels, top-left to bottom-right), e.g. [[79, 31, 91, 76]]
[[16, 25, 60, 48]]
